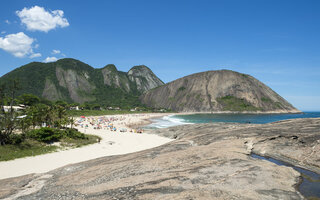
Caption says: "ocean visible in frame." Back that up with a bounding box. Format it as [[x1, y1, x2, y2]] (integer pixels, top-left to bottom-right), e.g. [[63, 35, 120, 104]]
[[145, 112, 320, 129]]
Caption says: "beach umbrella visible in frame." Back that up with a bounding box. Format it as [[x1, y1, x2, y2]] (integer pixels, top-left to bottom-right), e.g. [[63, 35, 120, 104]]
[[81, 116, 85, 118]]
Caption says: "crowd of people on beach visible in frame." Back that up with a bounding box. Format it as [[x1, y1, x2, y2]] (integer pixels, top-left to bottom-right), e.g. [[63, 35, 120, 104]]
[[74, 115, 144, 133]]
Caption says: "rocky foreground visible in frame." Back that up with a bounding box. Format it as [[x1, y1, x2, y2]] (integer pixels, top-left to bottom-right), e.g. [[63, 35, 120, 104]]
[[1, 118, 319, 200]]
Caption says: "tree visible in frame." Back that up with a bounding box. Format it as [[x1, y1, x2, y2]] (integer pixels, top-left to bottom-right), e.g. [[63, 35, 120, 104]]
[[69, 117, 75, 129], [0, 80, 20, 145], [55, 105, 67, 129], [18, 115, 32, 134], [55, 100, 68, 108], [17, 94, 40, 106], [26, 103, 51, 128], [83, 102, 92, 110]]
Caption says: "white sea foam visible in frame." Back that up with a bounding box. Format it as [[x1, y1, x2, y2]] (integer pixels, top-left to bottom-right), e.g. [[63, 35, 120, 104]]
[[146, 115, 192, 129]]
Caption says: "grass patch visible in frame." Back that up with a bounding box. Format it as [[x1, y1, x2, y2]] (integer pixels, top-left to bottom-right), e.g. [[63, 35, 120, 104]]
[[0, 128, 101, 161], [0, 139, 58, 161], [274, 102, 283, 109], [217, 95, 261, 111], [60, 134, 100, 148], [261, 97, 272, 102], [242, 74, 249, 78]]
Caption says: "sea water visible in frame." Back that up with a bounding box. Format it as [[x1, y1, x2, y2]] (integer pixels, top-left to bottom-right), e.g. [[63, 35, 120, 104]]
[[144, 115, 193, 129], [145, 112, 320, 129]]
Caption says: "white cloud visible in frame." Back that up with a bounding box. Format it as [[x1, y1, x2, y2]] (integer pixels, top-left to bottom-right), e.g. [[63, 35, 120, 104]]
[[0, 32, 40, 58], [29, 53, 41, 58], [5, 20, 10, 24], [1, 31, 5, 34], [43, 56, 58, 62], [52, 49, 60, 54], [16, 6, 69, 32]]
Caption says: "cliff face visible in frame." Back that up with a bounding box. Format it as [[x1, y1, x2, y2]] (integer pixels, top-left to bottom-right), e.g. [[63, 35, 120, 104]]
[[100, 64, 164, 94], [141, 70, 300, 113], [101, 64, 132, 93], [0, 58, 164, 104], [127, 65, 164, 93]]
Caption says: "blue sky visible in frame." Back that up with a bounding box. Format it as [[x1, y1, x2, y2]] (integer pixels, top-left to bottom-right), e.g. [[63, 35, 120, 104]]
[[0, 0, 319, 111]]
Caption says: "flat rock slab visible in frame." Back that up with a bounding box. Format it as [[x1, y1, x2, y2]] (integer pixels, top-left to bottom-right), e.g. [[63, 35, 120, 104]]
[[1, 118, 320, 200]]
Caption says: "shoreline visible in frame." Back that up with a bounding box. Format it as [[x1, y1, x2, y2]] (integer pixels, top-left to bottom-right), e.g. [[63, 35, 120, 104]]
[[173, 110, 303, 114], [0, 113, 174, 180], [124, 113, 169, 129]]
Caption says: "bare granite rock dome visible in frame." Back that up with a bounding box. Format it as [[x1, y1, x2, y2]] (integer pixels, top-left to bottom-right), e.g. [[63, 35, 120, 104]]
[[141, 70, 300, 113]]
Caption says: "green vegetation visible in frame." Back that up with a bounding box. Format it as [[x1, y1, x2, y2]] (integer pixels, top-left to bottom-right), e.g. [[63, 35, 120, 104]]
[[195, 94, 203, 101], [0, 82, 100, 161], [261, 98, 284, 110], [179, 103, 186, 107], [261, 97, 272, 102], [217, 95, 261, 111], [242, 74, 249, 78], [274, 102, 283, 109], [178, 86, 186, 92], [25, 127, 99, 146], [0, 58, 164, 109], [60, 134, 99, 148], [0, 140, 58, 161], [27, 127, 64, 143], [0, 131, 99, 161]]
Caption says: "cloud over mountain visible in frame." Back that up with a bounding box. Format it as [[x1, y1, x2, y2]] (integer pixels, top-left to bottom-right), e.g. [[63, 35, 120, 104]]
[[43, 56, 58, 62], [0, 32, 39, 58]]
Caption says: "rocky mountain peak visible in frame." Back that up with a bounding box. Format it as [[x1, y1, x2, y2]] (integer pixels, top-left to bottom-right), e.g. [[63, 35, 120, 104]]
[[128, 65, 152, 77], [127, 65, 164, 93], [102, 64, 117, 72]]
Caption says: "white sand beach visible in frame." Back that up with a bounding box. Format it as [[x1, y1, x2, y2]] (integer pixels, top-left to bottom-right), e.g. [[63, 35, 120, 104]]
[[0, 113, 173, 180]]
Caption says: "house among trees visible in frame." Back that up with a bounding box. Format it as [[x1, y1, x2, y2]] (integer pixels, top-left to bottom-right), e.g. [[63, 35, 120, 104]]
[[3, 105, 24, 112]]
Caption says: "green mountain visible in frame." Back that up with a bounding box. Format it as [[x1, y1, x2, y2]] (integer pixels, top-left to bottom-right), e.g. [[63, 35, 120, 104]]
[[0, 58, 164, 107]]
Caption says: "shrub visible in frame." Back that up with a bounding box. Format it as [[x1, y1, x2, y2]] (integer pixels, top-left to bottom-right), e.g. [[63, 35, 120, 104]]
[[26, 127, 63, 143], [8, 134, 25, 145], [64, 128, 87, 139], [216, 95, 261, 111], [261, 97, 272, 102], [178, 86, 186, 92]]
